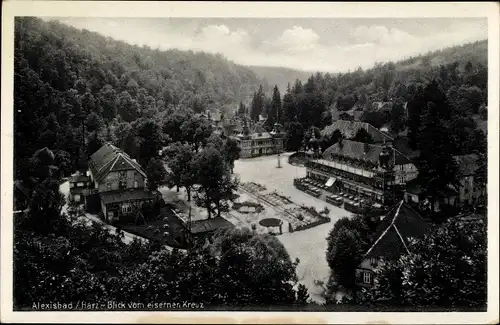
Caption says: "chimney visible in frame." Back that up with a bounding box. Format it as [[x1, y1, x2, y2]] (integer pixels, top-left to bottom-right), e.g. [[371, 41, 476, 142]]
[[364, 142, 370, 154], [379, 148, 390, 169]]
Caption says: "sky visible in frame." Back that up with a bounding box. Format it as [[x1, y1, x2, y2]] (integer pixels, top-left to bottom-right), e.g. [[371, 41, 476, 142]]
[[47, 17, 487, 73]]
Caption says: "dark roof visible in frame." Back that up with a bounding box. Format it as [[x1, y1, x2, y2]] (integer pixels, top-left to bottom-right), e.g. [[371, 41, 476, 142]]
[[190, 217, 234, 234], [363, 201, 430, 260], [70, 174, 90, 183], [393, 136, 420, 159], [250, 123, 272, 139], [372, 101, 393, 112], [453, 154, 479, 176], [405, 179, 458, 197], [405, 179, 422, 195], [89, 143, 146, 182], [100, 189, 156, 205], [321, 120, 394, 143], [70, 187, 88, 195], [322, 140, 413, 166], [89, 143, 117, 176]]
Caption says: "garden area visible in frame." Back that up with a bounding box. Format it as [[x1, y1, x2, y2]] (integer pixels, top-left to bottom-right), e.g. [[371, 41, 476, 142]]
[[231, 182, 331, 235], [117, 206, 188, 249]]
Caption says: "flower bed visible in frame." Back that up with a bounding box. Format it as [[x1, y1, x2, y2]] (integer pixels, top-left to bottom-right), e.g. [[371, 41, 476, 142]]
[[232, 201, 265, 214], [241, 182, 267, 193], [259, 217, 282, 228], [270, 192, 294, 205], [293, 205, 331, 232]]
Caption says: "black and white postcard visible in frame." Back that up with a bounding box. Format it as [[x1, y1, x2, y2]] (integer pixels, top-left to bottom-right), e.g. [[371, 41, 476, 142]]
[[1, 1, 499, 324]]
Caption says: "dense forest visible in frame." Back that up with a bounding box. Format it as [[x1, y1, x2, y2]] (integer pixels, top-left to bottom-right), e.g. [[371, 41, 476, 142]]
[[14, 17, 268, 180], [244, 40, 488, 154]]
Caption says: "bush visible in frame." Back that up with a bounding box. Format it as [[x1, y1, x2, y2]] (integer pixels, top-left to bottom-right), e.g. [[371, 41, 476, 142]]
[[297, 214, 304, 221], [294, 217, 331, 232], [288, 152, 308, 166], [232, 201, 265, 214]]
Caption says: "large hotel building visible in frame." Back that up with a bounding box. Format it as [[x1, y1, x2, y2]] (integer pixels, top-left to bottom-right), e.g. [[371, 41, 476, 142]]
[[300, 120, 418, 207]]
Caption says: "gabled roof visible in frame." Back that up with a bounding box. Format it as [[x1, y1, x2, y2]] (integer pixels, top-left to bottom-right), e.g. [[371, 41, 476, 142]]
[[363, 201, 430, 260], [453, 154, 479, 177], [321, 120, 394, 143], [250, 123, 272, 139], [372, 101, 393, 112], [89, 143, 146, 182], [322, 140, 413, 166], [393, 136, 420, 159]]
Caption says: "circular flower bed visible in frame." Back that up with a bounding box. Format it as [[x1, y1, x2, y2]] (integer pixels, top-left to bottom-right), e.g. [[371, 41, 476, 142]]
[[259, 217, 282, 228], [232, 201, 265, 214]]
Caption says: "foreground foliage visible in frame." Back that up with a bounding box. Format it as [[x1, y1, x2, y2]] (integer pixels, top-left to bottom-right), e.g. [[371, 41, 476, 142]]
[[14, 180, 309, 308]]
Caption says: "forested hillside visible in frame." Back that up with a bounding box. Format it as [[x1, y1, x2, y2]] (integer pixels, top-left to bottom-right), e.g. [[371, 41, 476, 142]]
[[245, 40, 487, 152], [14, 17, 266, 178], [247, 65, 314, 93]]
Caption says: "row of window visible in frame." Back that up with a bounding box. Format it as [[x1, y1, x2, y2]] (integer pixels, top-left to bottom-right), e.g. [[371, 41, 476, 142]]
[[308, 164, 387, 189], [307, 171, 386, 203], [240, 140, 282, 147], [70, 182, 86, 188], [122, 204, 133, 214], [106, 180, 139, 190]]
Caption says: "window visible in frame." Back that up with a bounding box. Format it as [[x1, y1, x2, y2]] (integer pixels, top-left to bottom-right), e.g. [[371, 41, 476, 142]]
[[363, 272, 372, 284], [107, 182, 111, 190], [134, 180, 138, 188], [77, 182, 84, 187], [70, 183, 75, 188], [122, 204, 132, 214], [118, 171, 127, 189]]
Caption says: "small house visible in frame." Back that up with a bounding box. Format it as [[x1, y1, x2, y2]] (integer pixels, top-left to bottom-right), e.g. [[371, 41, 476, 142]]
[[404, 179, 458, 212], [355, 200, 430, 288], [453, 154, 484, 206], [88, 143, 158, 222], [189, 217, 235, 237], [69, 172, 91, 203]]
